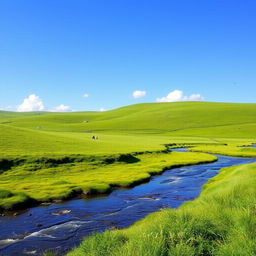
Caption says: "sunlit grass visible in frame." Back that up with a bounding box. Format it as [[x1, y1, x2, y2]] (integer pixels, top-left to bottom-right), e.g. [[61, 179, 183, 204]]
[[189, 143, 256, 157], [1, 102, 256, 254], [0, 151, 216, 211], [68, 162, 256, 256]]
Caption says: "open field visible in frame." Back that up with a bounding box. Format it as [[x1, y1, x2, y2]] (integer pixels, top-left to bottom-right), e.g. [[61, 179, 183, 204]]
[[190, 143, 256, 157], [0, 102, 256, 211], [0, 124, 218, 157], [0, 151, 217, 211], [67, 162, 256, 256], [1, 102, 256, 137], [1, 102, 256, 255], [1, 102, 256, 157]]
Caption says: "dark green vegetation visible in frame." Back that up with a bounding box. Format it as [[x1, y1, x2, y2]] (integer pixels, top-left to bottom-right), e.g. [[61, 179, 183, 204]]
[[68, 162, 256, 256]]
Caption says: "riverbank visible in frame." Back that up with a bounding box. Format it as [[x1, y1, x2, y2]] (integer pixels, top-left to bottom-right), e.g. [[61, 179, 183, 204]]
[[189, 142, 256, 157], [67, 161, 256, 256], [2, 142, 256, 213], [0, 150, 217, 213], [2, 148, 255, 256]]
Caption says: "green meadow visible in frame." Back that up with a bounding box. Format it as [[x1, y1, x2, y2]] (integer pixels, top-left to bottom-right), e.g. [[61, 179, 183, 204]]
[[1, 102, 256, 255], [68, 162, 256, 256], [0, 151, 216, 211], [0, 102, 256, 211], [1, 102, 256, 158]]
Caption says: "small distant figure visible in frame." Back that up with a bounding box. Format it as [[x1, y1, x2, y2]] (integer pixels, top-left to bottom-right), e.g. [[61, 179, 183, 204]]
[[92, 136, 99, 140]]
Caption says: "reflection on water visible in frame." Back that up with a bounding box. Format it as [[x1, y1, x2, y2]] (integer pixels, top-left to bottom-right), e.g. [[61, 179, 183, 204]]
[[0, 148, 255, 255]]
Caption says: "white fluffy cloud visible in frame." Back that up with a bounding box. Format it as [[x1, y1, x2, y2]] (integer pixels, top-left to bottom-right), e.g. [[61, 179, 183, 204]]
[[17, 94, 45, 112], [16, 94, 73, 112], [99, 107, 106, 112], [156, 90, 204, 102], [51, 104, 72, 112], [83, 93, 89, 98], [132, 90, 146, 99]]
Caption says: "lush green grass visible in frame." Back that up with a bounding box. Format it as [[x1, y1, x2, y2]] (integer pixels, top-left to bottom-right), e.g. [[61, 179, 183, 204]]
[[0, 124, 219, 157], [0, 151, 216, 211], [1, 102, 256, 254], [0, 101, 256, 210], [189, 143, 256, 157], [2, 102, 256, 138], [67, 162, 256, 256], [0, 102, 256, 256], [1, 101, 256, 157]]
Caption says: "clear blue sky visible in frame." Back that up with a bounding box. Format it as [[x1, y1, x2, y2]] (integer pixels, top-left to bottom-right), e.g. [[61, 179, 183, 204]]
[[0, 0, 256, 111]]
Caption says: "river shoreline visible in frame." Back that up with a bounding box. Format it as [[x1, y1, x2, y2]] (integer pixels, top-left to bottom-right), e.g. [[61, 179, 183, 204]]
[[0, 148, 255, 256]]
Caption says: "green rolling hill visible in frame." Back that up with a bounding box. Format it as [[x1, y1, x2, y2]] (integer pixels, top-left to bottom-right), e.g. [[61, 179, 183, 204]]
[[1, 102, 256, 134], [0, 102, 256, 156]]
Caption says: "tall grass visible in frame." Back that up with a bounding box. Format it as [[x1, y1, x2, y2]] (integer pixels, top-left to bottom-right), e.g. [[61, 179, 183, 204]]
[[68, 162, 256, 256]]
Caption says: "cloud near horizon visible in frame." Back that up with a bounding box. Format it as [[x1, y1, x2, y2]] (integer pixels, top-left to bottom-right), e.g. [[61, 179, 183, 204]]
[[51, 104, 72, 112], [156, 90, 204, 102], [132, 90, 146, 99], [17, 94, 45, 112], [17, 94, 72, 112]]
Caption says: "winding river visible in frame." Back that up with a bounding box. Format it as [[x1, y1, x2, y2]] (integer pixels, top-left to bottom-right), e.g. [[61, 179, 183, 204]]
[[0, 147, 255, 256]]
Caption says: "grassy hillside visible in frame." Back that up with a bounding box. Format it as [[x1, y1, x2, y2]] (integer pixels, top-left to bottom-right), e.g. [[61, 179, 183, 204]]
[[1, 102, 256, 209], [1, 102, 256, 136], [0, 102, 256, 156], [1, 101, 256, 254], [0, 124, 219, 157], [68, 162, 256, 256]]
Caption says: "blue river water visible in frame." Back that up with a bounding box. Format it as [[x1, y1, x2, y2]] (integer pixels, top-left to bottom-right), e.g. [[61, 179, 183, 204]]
[[0, 147, 255, 256]]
